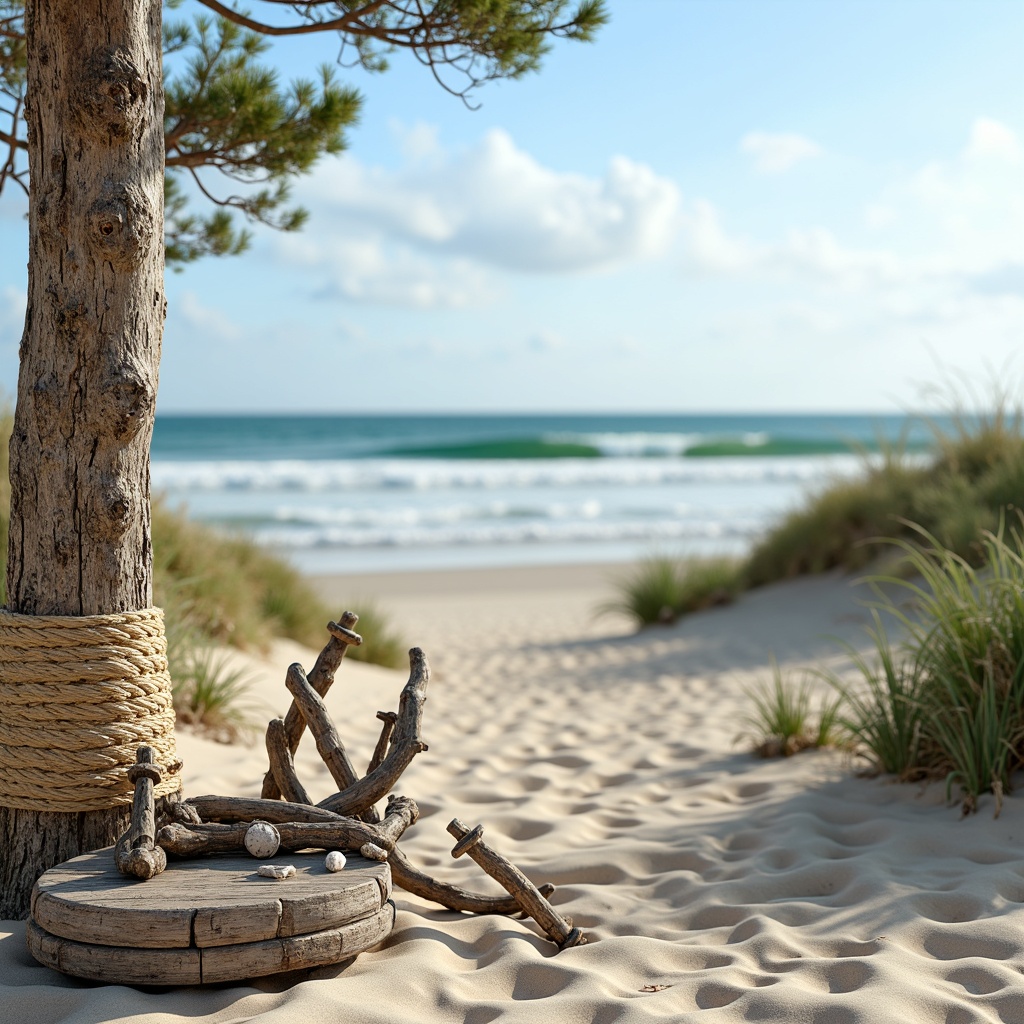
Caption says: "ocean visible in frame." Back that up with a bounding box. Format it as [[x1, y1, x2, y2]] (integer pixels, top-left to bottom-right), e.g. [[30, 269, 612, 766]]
[[150, 413, 936, 575]]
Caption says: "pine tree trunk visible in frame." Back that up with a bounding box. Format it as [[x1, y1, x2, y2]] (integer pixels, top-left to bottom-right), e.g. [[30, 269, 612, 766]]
[[0, 0, 164, 919]]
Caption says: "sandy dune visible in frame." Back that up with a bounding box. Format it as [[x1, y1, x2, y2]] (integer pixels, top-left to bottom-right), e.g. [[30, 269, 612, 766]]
[[3, 566, 1024, 1023]]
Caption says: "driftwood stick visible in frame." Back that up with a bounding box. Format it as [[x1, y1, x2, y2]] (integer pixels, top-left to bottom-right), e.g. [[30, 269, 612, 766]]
[[114, 746, 168, 881], [261, 610, 361, 800], [368, 711, 398, 775], [376, 794, 420, 848], [187, 795, 341, 824], [265, 717, 312, 805], [284, 662, 360, 790], [158, 798, 419, 862], [319, 648, 430, 817], [447, 818, 586, 950], [388, 846, 556, 916]]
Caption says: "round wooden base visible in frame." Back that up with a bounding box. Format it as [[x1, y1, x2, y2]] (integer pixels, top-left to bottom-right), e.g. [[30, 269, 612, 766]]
[[28, 848, 395, 985]]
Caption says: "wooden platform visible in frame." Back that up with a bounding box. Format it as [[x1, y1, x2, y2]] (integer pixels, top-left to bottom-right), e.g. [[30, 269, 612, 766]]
[[28, 848, 395, 985]]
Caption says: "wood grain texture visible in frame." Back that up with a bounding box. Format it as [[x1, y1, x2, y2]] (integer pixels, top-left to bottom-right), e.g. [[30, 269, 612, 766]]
[[0, 0, 169, 918], [200, 901, 395, 984], [27, 920, 202, 986], [30, 847, 390, 950], [28, 902, 395, 986]]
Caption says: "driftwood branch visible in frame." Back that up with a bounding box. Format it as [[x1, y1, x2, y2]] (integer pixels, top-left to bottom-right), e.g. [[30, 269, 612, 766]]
[[284, 662, 360, 790], [114, 746, 168, 881], [388, 846, 556, 916], [265, 717, 312, 805], [158, 797, 419, 862], [186, 795, 340, 824], [368, 711, 397, 775], [319, 648, 430, 816], [448, 818, 585, 950], [260, 611, 361, 800]]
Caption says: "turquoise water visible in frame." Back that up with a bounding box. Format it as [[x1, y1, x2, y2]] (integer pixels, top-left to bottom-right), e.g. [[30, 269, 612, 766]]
[[150, 413, 936, 574]]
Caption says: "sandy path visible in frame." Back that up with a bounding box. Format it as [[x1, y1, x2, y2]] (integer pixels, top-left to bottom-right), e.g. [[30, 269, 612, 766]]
[[3, 567, 1023, 1023]]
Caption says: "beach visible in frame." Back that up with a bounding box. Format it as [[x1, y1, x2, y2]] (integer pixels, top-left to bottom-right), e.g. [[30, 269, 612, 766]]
[[3, 562, 1024, 1023]]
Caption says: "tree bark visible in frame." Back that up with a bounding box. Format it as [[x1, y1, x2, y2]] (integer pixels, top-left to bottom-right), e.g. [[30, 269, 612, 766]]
[[0, 0, 165, 919]]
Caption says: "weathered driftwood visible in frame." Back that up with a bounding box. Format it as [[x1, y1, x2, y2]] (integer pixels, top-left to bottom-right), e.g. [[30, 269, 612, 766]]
[[185, 632, 573, 948], [447, 818, 586, 950], [368, 711, 398, 776], [265, 717, 312, 806], [186, 795, 340, 824], [319, 648, 430, 817], [114, 746, 167, 881], [284, 662, 360, 790], [387, 846, 555, 916], [158, 797, 419, 862], [260, 611, 361, 801]]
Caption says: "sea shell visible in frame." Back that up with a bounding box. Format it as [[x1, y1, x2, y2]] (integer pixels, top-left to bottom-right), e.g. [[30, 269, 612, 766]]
[[244, 821, 281, 859], [360, 842, 387, 862], [257, 864, 295, 880], [325, 851, 347, 872]]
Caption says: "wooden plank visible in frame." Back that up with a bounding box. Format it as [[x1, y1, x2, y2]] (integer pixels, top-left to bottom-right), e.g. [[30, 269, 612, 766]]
[[33, 894, 194, 949], [201, 902, 395, 984], [26, 920, 202, 986], [29, 848, 390, 950], [279, 877, 380, 937], [193, 899, 283, 948]]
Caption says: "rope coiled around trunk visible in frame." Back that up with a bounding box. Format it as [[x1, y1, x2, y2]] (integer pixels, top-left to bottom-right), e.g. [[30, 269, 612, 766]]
[[0, 607, 181, 812]]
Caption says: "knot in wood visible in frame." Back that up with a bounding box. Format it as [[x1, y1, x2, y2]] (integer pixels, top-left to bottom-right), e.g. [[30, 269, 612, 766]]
[[96, 362, 156, 442], [79, 47, 148, 140], [127, 761, 161, 786], [449, 822, 485, 859], [88, 184, 155, 270]]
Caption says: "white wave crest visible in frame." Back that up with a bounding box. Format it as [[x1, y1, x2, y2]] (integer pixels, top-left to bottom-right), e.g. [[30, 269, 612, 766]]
[[151, 454, 876, 493]]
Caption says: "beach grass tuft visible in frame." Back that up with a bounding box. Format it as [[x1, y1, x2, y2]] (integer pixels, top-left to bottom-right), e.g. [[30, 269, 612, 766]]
[[825, 521, 1024, 813], [598, 555, 741, 627], [739, 662, 842, 757]]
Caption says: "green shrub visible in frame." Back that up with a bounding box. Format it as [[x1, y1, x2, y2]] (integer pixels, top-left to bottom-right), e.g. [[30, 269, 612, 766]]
[[598, 555, 741, 628]]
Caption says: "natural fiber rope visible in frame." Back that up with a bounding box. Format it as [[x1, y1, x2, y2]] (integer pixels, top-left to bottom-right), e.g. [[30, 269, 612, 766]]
[[0, 607, 181, 812]]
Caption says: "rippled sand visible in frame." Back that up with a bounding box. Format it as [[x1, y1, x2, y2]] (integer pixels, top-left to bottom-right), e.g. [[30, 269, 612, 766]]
[[3, 566, 1023, 1023]]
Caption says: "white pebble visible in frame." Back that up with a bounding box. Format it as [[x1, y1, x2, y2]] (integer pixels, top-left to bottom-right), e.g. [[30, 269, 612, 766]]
[[244, 821, 281, 859], [257, 864, 295, 880], [325, 851, 347, 872]]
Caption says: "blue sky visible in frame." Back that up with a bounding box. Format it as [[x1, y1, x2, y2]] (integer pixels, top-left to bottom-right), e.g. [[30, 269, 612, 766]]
[[1, 0, 1022, 412]]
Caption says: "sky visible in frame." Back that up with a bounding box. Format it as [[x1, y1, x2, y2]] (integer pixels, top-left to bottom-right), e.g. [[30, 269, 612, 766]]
[[1, 0, 1022, 413]]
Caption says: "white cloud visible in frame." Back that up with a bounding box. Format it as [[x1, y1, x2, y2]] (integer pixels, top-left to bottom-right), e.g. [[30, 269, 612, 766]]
[[296, 127, 680, 276], [690, 119, 1024, 299], [740, 131, 823, 173], [172, 291, 243, 343], [683, 200, 761, 273], [280, 234, 496, 310]]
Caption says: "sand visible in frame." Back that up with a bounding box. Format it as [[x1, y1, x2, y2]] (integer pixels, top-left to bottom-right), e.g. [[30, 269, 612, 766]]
[[3, 564, 1024, 1023]]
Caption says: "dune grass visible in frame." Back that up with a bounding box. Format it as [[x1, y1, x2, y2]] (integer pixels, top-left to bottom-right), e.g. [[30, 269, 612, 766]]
[[839, 523, 1024, 815], [745, 395, 1024, 587], [739, 662, 843, 758], [597, 555, 742, 628]]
